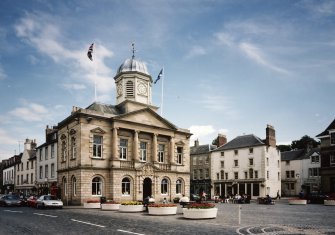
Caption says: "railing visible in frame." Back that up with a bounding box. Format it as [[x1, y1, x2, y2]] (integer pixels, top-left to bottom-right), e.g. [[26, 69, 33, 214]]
[[158, 164, 171, 171]]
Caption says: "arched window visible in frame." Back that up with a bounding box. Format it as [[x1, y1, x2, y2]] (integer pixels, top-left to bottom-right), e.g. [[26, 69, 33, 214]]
[[61, 141, 67, 161], [71, 137, 76, 159], [126, 81, 134, 97], [161, 178, 168, 194], [72, 176, 77, 196], [176, 179, 182, 195], [92, 177, 102, 196], [122, 177, 131, 195]]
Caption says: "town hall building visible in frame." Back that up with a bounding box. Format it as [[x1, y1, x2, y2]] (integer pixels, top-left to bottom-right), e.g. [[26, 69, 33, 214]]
[[57, 53, 191, 205]]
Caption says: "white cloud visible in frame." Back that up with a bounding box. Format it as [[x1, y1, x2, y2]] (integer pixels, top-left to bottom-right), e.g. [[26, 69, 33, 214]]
[[63, 83, 86, 90], [184, 45, 206, 59], [0, 128, 18, 145], [0, 66, 6, 80], [190, 125, 216, 139], [9, 101, 50, 122], [14, 12, 114, 99]]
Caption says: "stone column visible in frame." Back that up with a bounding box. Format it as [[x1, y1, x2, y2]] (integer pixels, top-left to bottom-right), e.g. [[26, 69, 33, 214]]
[[112, 128, 118, 160], [170, 137, 175, 164], [152, 134, 157, 162], [133, 130, 139, 161]]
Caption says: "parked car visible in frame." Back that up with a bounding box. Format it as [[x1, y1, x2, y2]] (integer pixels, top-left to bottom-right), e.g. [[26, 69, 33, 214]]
[[0, 194, 22, 206], [190, 194, 201, 202], [27, 196, 38, 208], [305, 191, 329, 204], [36, 195, 63, 209]]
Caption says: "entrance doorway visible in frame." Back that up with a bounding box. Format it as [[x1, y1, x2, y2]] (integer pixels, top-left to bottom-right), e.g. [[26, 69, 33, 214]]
[[143, 178, 152, 201]]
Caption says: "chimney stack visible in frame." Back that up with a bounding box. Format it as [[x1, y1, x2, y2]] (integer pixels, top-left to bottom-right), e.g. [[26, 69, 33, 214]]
[[266, 124, 276, 147], [194, 139, 199, 147]]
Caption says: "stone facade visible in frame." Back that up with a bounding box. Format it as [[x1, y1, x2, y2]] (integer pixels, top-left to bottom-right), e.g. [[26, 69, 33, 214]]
[[57, 56, 191, 205]]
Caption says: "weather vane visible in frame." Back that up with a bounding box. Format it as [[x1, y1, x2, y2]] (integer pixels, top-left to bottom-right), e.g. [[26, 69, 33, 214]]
[[132, 42, 136, 59]]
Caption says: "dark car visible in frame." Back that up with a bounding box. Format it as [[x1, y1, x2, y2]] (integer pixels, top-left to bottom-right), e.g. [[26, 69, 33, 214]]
[[190, 194, 201, 202], [0, 194, 22, 206], [305, 192, 329, 204]]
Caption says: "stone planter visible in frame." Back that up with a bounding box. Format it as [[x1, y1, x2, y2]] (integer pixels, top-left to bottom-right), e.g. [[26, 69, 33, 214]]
[[148, 206, 177, 215], [324, 200, 335, 206], [101, 203, 120, 210], [288, 199, 307, 205], [183, 208, 218, 219], [119, 204, 145, 212], [84, 202, 101, 209]]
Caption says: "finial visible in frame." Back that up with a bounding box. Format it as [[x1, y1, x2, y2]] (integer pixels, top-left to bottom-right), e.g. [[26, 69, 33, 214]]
[[131, 42, 136, 59]]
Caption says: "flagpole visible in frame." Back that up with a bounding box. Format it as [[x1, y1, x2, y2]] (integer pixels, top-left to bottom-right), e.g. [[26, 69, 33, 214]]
[[160, 67, 164, 116], [94, 43, 97, 102]]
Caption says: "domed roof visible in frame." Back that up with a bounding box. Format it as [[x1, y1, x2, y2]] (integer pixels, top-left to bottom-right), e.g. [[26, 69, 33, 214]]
[[116, 57, 149, 76]]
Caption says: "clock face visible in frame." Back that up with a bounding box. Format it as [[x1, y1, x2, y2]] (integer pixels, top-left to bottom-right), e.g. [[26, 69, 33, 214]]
[[137, 82, 147, 95], [117, 84, 123, 96]]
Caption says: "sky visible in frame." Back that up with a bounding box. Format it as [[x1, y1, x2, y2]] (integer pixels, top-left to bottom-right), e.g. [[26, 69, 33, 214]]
[[0, 0, 335, 161]]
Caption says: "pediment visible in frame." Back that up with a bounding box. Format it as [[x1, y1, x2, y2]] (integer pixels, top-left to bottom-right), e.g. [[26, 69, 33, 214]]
[[136, 163, 159, 176], [90, 127, 106, 134], [114, 108, 177, 130]]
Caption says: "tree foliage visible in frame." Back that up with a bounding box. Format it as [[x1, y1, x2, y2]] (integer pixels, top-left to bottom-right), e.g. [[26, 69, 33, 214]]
[[277, 135, 320, 152]]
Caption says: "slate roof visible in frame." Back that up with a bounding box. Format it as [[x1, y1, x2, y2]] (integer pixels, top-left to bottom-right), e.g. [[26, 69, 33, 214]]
[[191, 144, 217, 155], [86, 102, 121, 115], [213, 134, 265, 151], [316, 118, 335, 137], [281, 147, 320, 161]]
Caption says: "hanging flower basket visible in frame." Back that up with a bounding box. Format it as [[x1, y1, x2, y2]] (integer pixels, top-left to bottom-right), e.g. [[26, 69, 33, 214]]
[[148, 204, 177, 215], [84, 200, 101, 209], [288, 198, 307, 205], [119, 201, 145, 212], [183, 203, 218, 219]]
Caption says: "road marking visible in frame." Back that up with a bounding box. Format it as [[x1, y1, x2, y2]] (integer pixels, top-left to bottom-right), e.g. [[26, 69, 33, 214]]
[[4, 209, 23, 213], [33, 213, 58, 218], [117, 229, 145, 235], [71, 219, 105, 228]]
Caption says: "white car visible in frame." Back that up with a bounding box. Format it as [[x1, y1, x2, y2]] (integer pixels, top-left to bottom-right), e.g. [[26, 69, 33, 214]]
[[36, 195, 63, 209]]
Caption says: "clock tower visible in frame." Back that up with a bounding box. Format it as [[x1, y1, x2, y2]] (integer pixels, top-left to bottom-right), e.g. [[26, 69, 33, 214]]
[[114, 45, 153, 109]]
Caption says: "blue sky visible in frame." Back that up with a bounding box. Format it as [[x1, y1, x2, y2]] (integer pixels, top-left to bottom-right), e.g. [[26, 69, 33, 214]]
[[0, 0, 334, 160]]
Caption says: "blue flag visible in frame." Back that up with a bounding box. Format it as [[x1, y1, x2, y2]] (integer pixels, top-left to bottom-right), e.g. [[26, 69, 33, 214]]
[[87, 43, 94, 61], [154, 68, 163, 84]]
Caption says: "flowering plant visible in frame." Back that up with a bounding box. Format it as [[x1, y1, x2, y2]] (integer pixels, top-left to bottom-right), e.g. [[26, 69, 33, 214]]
[[86, 200, 100, 203], [148, 203, 177, 207], [103, 200, 119, 204], [121, 201, 143, 205], [186, 203, 215, 209]]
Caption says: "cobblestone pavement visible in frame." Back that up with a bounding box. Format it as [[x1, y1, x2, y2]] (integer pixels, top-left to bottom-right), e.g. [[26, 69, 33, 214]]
[[66, 199, 335, 235]]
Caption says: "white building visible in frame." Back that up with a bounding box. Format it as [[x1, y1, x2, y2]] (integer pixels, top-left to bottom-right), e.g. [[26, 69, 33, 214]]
[[14, 139, 37, 196], [211, 125, 281, 199], [36, 126, 58, 196], [281, 148, 321, 197]]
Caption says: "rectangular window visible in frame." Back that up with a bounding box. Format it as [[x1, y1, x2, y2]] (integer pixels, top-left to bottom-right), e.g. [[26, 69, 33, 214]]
[[177, 147, 183, 164], [290, 183, 295, 190], [51, 163, 55, 178], [51, 144, 55, 158], [39, 150, 42, 161], [205, 156, 209, 164], [26, 161, 29, 170], [286, 160, 290, 165], [192, 157, 197, 165], [330, 155, 335, 165], [71, 137, 76, 159], [45, 147, 48, 160], [331, 132, 335, 145], [291, 170, 295, 178], [193, 170, 197, 180], [234, 150, 238, 155], [216, 173, 219, 180], [244, 171, 248, 179], [199, 169, 203, 179], [221, 161, 224, 168], [205, 169, 209, 179], [255, 171, 258, 178], [220, 170, 224, 179], [234, 172, 238, 179], [249, 158, 253, 166], [17, 175, 19, 184], [93, 135, 102, 158], [158, 144, 165, 163], [140, 142, 147, 162], [266, 157, 269, 166], [225, 172, 228, 179], [220, 152, 224, 156], [249, 148, 253, 154], [311, 155, 319, 163], [45, 165, 49, 179], [21, 175, 23, 184], [267, 171, 269, 179], [62, 141, 67, 161], [31, 173, 33, 184], [119, 139, 128, 160], [39, 166, 43, 179], [31, 161, 33, 169], [234, 160, 238, 167]]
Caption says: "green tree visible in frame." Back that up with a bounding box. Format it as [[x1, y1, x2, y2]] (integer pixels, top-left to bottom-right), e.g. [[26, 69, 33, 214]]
[[290, 135, 319, 150]]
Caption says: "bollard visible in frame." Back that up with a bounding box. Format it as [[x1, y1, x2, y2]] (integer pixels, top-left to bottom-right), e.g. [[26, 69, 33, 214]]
[[238, 205, 241, 225]]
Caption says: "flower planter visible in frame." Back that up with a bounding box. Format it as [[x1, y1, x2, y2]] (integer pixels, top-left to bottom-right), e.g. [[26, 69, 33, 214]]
[[84, 202, 101, 209], [288, 199, 307, 205], [183, 208, 218, 219], [324, 200, 335, 206], [148, 206, 177, 215], [101, 203, 120, 210], [119, 204, 145, 212]]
